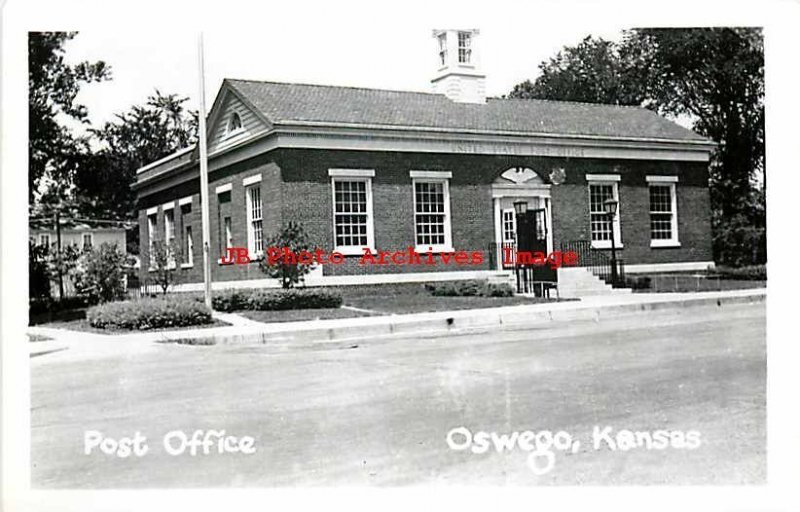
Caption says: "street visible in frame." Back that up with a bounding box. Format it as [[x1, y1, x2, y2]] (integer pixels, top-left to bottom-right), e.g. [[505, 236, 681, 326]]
[[31, 301, 766, 487]]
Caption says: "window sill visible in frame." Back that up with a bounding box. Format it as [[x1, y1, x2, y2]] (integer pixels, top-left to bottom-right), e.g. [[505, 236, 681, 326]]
[[591, 241, 624, 250], [650, 241, 681, 248], [335, 247, 374, 256], [415, 246, 455, 254], [180, 263, 193, 269]]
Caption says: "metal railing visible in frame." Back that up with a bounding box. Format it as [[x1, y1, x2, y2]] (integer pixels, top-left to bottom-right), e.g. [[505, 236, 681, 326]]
[[560, 240, 626, 288], [488, 242, 558, 297]]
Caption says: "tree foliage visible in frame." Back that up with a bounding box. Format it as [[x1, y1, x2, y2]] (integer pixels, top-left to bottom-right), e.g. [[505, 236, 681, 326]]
[[259, 222, 314, 289], [508, 28, 765, 266], [28, 32, 110, 202], [74, 243, 132, 303], [74, 91, 198, 221]]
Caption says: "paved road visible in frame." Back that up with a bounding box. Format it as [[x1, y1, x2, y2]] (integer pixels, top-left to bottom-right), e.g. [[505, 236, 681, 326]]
[[31, 302, 765, 487]]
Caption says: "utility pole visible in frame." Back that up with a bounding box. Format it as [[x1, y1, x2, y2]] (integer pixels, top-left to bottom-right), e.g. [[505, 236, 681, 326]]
[[197, 33, 213, 310]]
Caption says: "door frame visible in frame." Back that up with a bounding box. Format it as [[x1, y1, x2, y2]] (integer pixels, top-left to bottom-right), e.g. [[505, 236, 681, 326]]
[[492, 185, 553, 271]]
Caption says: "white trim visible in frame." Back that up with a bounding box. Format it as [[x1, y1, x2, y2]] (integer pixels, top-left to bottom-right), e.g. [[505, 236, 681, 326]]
[[135, 145, 194, 175], [243, 174, 262, 186], [215, 183, 232, 194], [162, 201, 175, 211], [648, 181, 680, 247], [586, 174, 621, 182], [588, 181, 623, 248], [646, 175, 679, 183], [409, 170, 452, 179], [625, 261, 715, 274], [412, 176, 453, 253], [591, 240, 625, 250], [146, 206, 158, 215], [328, 168, 375, 178], [180, 262, 194, 269], [178, 196, 193, 206], [330, 176, 376, 255]]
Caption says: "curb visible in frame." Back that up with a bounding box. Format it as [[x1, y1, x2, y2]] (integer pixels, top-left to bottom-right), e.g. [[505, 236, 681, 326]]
[[158, 290, 765, 349]]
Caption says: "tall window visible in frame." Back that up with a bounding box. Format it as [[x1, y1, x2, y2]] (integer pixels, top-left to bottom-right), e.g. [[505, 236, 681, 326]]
[[184, 226, 193, 266], [82, 233, 93, 249], [333, 180, 370, 251], [588, 178, 621, 248], [147, 213, 157, 269], [413, 179, 452, 250], [648, 177, 679, 246], [40, 233, 50, 248], [164, 208, 176, 267], [502, 209, 516, 243], [457, 31, 471, 64], [224, 216, 233, 250], [246, 185, 263, 255], [437, 33, 447, 66]]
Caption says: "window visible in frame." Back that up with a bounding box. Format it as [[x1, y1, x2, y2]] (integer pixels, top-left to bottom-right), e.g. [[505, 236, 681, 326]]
[[82, 233, 93, 249], [246, 185, 263, 255], [588, 176, 622, 249], [332, 179, 373, 253], [224, 216, 233, 250], [164, 209, 176, 267], [457, 31, 471, 64], [147, 213, 157, 269], [180, 203, 192, 266], [227, 112, 243, 135], [184, 225, 193, 266], [647, 177, 679, 247], [437, 32, 447, 66], [412, 175, 452, 251], [502, 209, 516, 243], [40, 233, 50, 248]]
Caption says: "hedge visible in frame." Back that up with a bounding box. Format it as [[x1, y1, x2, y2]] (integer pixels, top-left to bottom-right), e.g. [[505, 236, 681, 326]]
[[713, 264, 766, 281], [425, 279, 514, 298], [87, 297, 213, 330], [211, 288, 343, 312]]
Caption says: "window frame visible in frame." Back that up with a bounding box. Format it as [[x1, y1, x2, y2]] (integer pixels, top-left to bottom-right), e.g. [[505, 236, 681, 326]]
[[182, 224, 194, 268], [501, 208, 517, 244], [147, 212, 158, 270], [457, 31, 472, 64], [411, 170, 454, 253], [587, 174, 623, 250], [437, 32, 448, 67], [164, 208, 176, 268], [245, 183, 264, 257], [329, 169, 376, 256], [225, 111, 245, 138], [647, 176, 680, 248], [82, 232, 93, 250]]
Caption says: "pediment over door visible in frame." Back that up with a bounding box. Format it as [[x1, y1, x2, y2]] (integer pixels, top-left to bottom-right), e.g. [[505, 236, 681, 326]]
[[495, 167, 546, 185]]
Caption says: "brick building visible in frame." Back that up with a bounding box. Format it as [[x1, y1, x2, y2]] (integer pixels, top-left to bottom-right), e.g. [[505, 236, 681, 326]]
[[133, 29, 715, 291]]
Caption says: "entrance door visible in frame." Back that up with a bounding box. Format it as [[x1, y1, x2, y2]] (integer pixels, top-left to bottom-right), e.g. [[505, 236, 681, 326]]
[[516, 208, 555, 283], [516, 208, 547, 255]]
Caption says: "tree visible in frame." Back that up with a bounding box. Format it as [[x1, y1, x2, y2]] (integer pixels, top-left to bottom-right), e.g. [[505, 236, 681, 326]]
[[29, 241, 51, 300], [508, 28, 765, 266], [29, 32, 110, 203], [74, 91, 198, 221], [149, 240, 181, 295], [74, 243, 132, 303], [259, 222, 314, 289], [508, 36, 646, 105]]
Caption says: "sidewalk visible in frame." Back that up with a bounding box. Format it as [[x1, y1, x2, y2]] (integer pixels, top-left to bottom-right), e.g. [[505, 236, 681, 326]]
[[27, 288, 765, 357]]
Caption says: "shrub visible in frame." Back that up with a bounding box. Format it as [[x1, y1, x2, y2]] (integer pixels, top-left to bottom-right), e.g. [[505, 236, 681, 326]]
[[211, 288, 342, 312], [87, 297, 212, 330], [73, 243, 132, 303], [259, 222, 314, 289], [713, 264, 766, 281], [426, 279, 514, 297]]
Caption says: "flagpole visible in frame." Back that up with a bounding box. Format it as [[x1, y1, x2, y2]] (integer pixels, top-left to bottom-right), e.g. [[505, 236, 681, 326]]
[[197, 33, 213, 310]]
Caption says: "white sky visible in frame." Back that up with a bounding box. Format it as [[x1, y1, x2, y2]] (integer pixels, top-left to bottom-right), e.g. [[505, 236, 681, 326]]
[[61, 13, 627, 133]]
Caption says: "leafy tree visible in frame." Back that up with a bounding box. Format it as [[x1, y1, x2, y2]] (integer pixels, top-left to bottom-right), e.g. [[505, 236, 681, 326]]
[[74, 243, 132, 303], [259, 222, 314, 289], [29, 242, 52, 300], [74, 91, 198, 221], [149, 239, 181, 295], [29, 32, 110, 203], [508, 28, 765, 266], [508, 36, 646, 105]]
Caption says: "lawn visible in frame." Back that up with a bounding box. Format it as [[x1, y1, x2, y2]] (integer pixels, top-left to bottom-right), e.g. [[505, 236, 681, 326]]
[[30, 306, 230, 334], [629, 273, 766, 293]]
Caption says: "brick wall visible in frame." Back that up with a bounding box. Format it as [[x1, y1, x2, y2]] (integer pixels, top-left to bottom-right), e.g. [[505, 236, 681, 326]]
[[136, 148, 713, 285]]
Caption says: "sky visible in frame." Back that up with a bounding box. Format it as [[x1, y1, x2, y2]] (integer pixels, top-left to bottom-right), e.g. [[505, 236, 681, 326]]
[[61, 16, 627, 133]]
